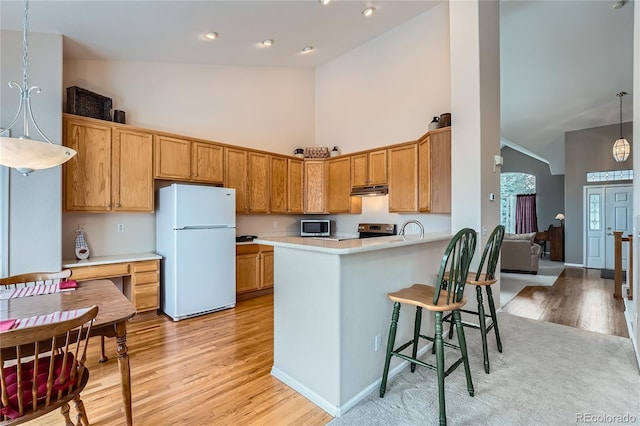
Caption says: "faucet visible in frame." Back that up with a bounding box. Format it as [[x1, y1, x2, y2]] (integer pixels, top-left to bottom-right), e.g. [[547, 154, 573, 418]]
[[399, 220, 424, 239]]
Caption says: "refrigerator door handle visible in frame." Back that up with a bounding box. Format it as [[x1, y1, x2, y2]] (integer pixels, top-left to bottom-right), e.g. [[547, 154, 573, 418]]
[[176, 225, 236, 230]]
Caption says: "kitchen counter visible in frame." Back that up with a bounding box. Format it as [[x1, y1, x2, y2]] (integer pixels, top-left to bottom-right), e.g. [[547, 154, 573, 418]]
[[254, 232, 451, 254], [258, 232, 453, 416], [62, 252, 161, 268]]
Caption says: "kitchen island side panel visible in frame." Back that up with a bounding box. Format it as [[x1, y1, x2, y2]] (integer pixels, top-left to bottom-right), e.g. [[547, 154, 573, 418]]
[[271, 247, 342, 410]]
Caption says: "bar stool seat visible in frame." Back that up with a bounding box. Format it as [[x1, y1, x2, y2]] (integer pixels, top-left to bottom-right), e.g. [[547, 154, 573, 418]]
[[379, 228, 477, 426]]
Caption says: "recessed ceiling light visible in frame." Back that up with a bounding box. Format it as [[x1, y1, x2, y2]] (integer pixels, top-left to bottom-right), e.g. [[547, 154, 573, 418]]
[[319, 0, 331, 5], [262, 39, 274, 47], [301, 46, 314, 53], [203, 32, 218, 40], [362, 7, 376, 17]]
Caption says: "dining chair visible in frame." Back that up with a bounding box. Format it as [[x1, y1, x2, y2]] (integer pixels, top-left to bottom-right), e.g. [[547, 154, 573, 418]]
[[445, 224, 505, 374], [0, 305, 98, 425], [379, 228, 477, 426], [0, 270, 72, 288]]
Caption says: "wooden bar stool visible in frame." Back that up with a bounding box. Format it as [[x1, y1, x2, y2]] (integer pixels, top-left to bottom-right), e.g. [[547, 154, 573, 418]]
[[446, 224, 505, 374], [379, 228, 477, 426]]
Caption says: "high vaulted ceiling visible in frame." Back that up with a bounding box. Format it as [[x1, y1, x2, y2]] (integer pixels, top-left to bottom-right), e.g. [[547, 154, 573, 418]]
[[0, 1, 635, 175]]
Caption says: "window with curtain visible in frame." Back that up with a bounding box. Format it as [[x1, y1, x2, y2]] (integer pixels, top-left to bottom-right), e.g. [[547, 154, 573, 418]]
[[500, 173, 536, 233]]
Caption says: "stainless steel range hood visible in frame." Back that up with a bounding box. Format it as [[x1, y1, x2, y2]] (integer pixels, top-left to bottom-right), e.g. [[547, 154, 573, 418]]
[[349, 184, 388, 197]]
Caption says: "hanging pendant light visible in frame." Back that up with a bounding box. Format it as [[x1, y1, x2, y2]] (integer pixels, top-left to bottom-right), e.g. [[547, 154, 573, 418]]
[[0, 0, 77, 176], [612, 91, 630, 162]]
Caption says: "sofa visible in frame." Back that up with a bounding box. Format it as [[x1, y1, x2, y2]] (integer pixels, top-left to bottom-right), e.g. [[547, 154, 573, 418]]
[[500, 232, 541, 274]]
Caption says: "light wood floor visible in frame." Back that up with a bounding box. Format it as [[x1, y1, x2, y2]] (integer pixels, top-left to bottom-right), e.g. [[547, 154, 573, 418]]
[[32, 267, 628, 425], [502, 266, 629, 337], [34, 295, 333, 426]]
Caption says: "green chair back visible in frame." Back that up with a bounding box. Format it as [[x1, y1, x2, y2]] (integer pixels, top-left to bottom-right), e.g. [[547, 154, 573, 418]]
[[475, 225, 505, 282], [435, 228, 477, 305]]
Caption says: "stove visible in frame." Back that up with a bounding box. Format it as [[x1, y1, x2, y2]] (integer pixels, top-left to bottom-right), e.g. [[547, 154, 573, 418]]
[[357, 223, 397, 239]]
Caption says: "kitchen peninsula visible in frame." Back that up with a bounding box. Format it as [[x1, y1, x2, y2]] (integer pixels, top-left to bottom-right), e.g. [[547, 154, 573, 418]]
[[254, 233, 452, 416]]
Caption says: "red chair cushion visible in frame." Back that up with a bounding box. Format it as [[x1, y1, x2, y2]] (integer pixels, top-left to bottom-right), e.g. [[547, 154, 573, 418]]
[[1, 353, 76, 419]]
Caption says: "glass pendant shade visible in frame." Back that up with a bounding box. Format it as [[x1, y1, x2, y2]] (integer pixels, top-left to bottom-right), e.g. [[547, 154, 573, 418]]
[[0, 136, 76, 175], [613, 137, 630, 162], [612, 92, 630, 162]]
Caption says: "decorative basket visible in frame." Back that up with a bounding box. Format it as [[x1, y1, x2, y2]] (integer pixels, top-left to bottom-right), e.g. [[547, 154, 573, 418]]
[[66, 86, 112, 121], [303, 147, 330, 158]]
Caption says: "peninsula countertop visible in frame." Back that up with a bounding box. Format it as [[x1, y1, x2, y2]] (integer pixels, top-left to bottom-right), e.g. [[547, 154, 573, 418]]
[[254, 232, 452, 255]]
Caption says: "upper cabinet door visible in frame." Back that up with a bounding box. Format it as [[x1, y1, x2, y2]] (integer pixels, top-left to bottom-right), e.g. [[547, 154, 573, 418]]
[[192, 142, 224, 184], [154, 135, 191, 180], [287, 159, 304, 214], [427, 129, 451, 213], [64, 119, 112, 212], [112, 128, 154, 212], [388, 144, 418, 213], [248, 152, 270, 213], [351, 153, 368, 187], [224, 147, 248, 212], [304, 160, 325, 214], [270, 156, 288, 214], [368, 150, 388, 185], [326, 157, 360, 214]]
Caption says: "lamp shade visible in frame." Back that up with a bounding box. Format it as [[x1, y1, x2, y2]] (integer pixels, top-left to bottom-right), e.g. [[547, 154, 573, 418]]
[[555, 213, 565, 220], [613, 137, 630, 162], [0, 136, 76, 175]]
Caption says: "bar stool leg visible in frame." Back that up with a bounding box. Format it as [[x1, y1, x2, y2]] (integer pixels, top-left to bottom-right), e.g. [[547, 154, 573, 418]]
[[411, 307, 422, 372], [486, 286, 502, 352], [453, 310, 474, 397], [476, 286, 490, 373], [435, 311, 447, 426], [380, 302, 401, 397]]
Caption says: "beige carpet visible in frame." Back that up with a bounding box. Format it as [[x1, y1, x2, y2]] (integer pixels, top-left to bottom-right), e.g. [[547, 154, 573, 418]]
[[328, 313, 639, 426], [499, 259, 565, 307]]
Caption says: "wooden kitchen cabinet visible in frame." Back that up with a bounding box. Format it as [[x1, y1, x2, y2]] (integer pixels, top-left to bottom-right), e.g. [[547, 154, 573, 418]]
[[326, 157, 361, 214], [155, 135, 224, 184], [67, 258, 160, 312], [351, 149, 387, 187], [419, 128, 451, 213], [270, 156, 288, 213], [63, 115, 153, 213], [112, 128, 154, 212], [236, 244, 274, 297], [192, 141, 224, 184], [224, 147, 248, 212], [287, 159, 304, 214], [388, 143, 418, 212], [304, 160, 326, 214], [154, 134, 191, 180], [248, 152, 270, 213]]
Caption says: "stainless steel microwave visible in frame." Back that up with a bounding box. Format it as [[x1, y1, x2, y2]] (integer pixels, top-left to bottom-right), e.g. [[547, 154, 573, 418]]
[[300, 220, 334, 237]]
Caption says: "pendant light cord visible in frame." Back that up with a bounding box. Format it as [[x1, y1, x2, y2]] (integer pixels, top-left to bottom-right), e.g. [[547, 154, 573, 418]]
[[617, 91, 626, 139], [22, 0, 29, 91]]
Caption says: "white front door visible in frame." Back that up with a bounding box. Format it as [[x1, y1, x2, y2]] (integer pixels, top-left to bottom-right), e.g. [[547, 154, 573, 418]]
[[584, 184, 633, 270], [604, 185, 633, 270]]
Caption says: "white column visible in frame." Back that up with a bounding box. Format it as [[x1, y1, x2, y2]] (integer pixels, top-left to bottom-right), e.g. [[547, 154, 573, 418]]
[[449, 0, 501, 251]]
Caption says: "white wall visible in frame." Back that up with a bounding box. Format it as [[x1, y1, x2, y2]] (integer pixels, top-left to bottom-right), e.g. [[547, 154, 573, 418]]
[[1, 30, 63, 275], [632, 0, 640, 365], [62, 60, 316, 256], [315, 3, 451, 152], [315, 3, 451, 233]]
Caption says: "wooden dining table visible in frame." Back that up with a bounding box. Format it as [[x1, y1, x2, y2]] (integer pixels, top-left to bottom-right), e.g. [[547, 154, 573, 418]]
[[0, 279, 137, 425]]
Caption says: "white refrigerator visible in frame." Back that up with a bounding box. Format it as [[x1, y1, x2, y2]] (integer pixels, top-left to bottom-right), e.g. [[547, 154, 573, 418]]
[[156, 184, 236, 321]]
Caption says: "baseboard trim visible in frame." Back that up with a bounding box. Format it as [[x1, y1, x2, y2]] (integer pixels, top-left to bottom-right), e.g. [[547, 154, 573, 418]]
[[271, 341, 436, 418]]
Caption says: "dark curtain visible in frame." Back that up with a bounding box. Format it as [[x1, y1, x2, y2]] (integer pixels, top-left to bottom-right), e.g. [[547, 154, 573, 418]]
[[515, 194, 538, 234]]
